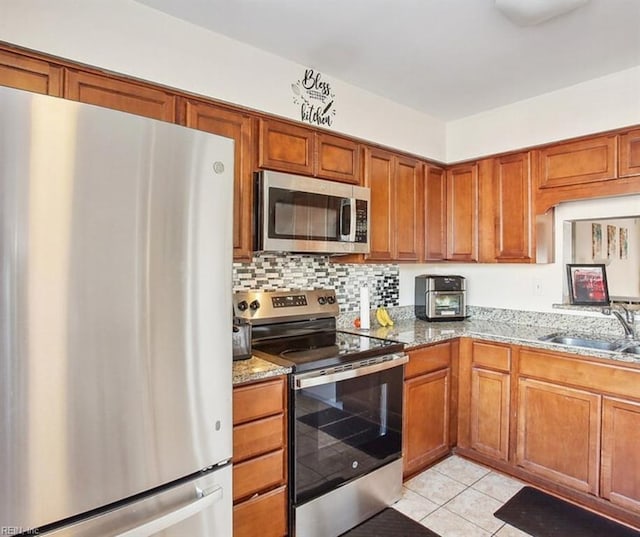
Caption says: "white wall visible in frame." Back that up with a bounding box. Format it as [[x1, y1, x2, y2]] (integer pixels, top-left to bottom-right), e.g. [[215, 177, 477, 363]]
[[399, 194, 640, 313], [0, 0, 446, 161], [446, 66, 640, 162]]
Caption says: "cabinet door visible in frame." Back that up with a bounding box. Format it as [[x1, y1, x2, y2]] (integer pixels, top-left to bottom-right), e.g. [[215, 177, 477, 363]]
[[0, 48, 63, 96], [601, 397, 640, 511], [364, 147, 394, 261], [471, 368, 510, 461], [619, 129, 640, 178], [393, 156, 423, 261], [258, 118, 315, 175], [446, 164, 478, 262], [403, 368, 450, 478], [424, 165, 447, 261], [536, 135, 617, 189], [493, 152, 533, 262], [516, 378, 600, 494], [178, 99, 254, 260], [316, 132, 361, 184], [64, 69, 175, 121]]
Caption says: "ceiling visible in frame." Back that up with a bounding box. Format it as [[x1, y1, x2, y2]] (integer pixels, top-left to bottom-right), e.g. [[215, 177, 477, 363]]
[[135, 0, 640, 121]]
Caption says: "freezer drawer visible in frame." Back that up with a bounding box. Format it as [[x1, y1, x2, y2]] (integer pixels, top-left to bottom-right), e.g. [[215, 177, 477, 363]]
[[40, 465, 232, 537]]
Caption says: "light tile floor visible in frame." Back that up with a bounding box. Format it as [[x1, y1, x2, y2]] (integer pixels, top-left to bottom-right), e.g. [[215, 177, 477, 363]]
[[394, 455, 532, 537]]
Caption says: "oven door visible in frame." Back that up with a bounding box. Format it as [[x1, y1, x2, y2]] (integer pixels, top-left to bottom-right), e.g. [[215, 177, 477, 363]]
[[291, 355, 407, 507]]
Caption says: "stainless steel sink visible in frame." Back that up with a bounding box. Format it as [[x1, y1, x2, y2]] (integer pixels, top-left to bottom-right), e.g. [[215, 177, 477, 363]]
[[539, 333, 621, 352], [539, 333, 640, 355]]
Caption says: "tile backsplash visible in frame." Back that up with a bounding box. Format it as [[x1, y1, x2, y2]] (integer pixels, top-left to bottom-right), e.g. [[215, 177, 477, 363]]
[[233, 253, 399, 313]]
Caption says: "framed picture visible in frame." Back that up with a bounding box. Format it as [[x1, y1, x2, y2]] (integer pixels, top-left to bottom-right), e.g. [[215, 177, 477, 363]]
[[566, 264, 610, 306]]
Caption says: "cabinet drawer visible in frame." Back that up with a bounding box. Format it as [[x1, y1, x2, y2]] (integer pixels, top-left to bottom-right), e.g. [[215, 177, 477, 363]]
[[472, 341, 511, 371], [233, 448, 286, 502], [233, 413, 285, 463], [233, 377, 286, 425], [233, 485, 287, 537], [519, 348, 640, 400], [406, 342, 451, 379]]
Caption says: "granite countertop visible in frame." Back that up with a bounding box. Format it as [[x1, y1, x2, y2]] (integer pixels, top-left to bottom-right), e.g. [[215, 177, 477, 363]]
[[232, 355, 291, 385], [233, 313, 640, 384], [346, 318, 640, 365]]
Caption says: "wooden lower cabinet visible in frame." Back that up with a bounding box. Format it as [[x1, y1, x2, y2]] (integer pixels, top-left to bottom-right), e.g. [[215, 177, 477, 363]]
[[516, 377, 601, 495], [601, 397, 640, 511], [233, 485, 287, 537], [403, 342, 451, 478], [471, 368, 510, 461], [233, 377, 287, 536]]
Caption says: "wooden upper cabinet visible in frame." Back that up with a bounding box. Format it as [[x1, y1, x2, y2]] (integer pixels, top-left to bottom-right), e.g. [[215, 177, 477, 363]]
[[364, 146, 394, 261], [493, 152, 533, 263], [393, 157, 423, 261], [446, 163, 479, 262], [424, 165, 447, 261], [64, 69, 176, 121], [258, 119, 361, 184], [177, 99, 255, 260], [0, 48, 63, 96], [316, 132, 361, 184], [536, 134, 617, 189], [619, 128, 640, 178], [258, 118, 315, 175]]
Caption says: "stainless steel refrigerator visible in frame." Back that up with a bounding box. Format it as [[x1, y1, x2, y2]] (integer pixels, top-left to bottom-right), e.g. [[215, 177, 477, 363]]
[[0, 85, 234, 536]]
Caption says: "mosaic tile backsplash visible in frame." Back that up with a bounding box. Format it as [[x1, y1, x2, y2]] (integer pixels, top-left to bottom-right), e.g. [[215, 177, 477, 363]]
[[233, 253, 399, 313]]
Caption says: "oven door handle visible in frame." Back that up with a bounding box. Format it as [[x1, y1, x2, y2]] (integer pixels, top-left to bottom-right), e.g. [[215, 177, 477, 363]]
[[293, 353, 408, 390]]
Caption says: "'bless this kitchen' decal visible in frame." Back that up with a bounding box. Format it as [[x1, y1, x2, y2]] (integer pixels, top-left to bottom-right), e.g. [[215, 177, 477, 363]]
[[292, 69, 336, 127]]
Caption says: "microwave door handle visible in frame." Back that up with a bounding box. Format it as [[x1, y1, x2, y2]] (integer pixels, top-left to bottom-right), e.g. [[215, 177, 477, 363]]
[[339, 199, 353, 241]]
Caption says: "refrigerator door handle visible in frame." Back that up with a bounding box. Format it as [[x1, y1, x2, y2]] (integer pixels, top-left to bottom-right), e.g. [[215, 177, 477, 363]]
[[116, 486, 223, 537]]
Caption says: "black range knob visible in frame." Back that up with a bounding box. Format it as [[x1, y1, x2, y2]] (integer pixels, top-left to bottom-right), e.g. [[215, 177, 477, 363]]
[[249, 299, 260, 311], [318, 296, 327, 305], [237, 300, 248, 311], [327, 296, 336, 305]]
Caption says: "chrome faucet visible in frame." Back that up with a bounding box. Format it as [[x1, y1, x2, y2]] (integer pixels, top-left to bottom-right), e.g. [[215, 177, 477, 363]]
[[602, 305, 637, 339]]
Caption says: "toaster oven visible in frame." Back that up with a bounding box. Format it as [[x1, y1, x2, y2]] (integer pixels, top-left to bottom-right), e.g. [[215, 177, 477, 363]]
[[415, 275, 467, 321]]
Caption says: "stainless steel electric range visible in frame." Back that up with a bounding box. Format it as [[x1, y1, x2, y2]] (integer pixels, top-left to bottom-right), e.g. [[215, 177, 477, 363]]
[[233, 289, 407, 537]]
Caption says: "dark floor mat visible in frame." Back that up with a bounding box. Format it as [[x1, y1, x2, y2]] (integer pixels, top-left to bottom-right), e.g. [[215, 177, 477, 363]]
[[495, 486, 640, 537], [339, 508, 441, 537]]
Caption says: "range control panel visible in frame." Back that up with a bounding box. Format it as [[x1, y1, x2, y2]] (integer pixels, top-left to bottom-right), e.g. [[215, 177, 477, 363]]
[[233, 289, 339, 325]]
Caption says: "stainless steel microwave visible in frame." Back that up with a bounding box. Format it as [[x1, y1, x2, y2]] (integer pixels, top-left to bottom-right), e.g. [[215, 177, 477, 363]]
[[254, 170, 370, 254]]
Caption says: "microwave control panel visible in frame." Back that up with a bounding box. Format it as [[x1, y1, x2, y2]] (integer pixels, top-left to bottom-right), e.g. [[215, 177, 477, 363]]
[[355, 199, 368, 243]]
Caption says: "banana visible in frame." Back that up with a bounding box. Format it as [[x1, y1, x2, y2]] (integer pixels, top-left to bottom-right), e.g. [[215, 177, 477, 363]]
[[375, 306, 395, 327], [382, 307, 395, 327]]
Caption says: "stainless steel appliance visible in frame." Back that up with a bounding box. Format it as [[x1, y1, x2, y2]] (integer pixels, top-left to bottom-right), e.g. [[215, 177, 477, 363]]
[[233, 289, 407, 537], [0, 86, 234, 536], [415, 274, 467, 321], [254, 170, 370, 254], [232, 317, 252, 360]]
